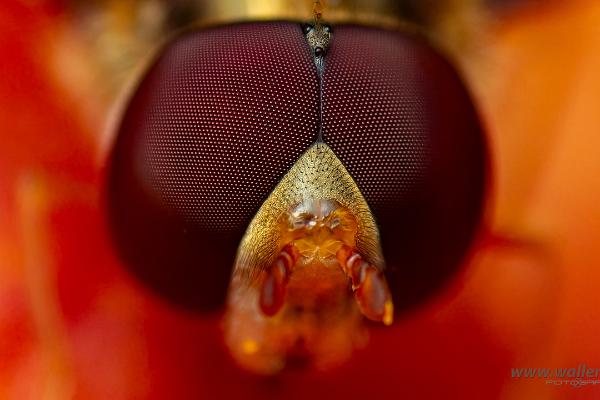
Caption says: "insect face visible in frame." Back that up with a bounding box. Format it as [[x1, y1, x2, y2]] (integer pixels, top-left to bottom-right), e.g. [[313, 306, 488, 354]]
[[107, 20, 486, 375]]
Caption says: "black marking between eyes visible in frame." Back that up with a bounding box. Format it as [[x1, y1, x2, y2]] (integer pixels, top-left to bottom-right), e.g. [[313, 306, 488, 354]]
[[302, 23, 332, 143]]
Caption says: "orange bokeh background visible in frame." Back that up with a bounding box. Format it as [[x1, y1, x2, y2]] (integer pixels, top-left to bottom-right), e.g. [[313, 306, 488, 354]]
[[1, 0, 599, 398]]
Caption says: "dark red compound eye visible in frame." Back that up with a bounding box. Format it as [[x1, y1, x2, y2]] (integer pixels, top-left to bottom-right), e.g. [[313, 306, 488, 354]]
[[106, 21, 487, 313]]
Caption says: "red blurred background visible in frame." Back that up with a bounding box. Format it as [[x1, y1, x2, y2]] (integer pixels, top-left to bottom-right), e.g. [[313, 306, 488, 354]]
[[1, 0, 599, 398]]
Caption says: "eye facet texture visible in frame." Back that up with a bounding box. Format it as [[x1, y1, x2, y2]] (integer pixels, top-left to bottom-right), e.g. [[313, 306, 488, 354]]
[[107, 21, 486, 312], [321, 25, 486, 311]]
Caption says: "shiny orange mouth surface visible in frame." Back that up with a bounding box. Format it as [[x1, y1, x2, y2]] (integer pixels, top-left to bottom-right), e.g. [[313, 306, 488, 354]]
[[224, 144, 392, 374]]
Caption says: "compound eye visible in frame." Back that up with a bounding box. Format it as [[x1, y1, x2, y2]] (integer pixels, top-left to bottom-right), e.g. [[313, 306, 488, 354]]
[[107, 22, 319, 311], [321, 26, 487, 312]]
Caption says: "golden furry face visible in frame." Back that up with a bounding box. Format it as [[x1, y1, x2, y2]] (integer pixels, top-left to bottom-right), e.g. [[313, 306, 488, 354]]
[[224, 143, 393, 374]]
